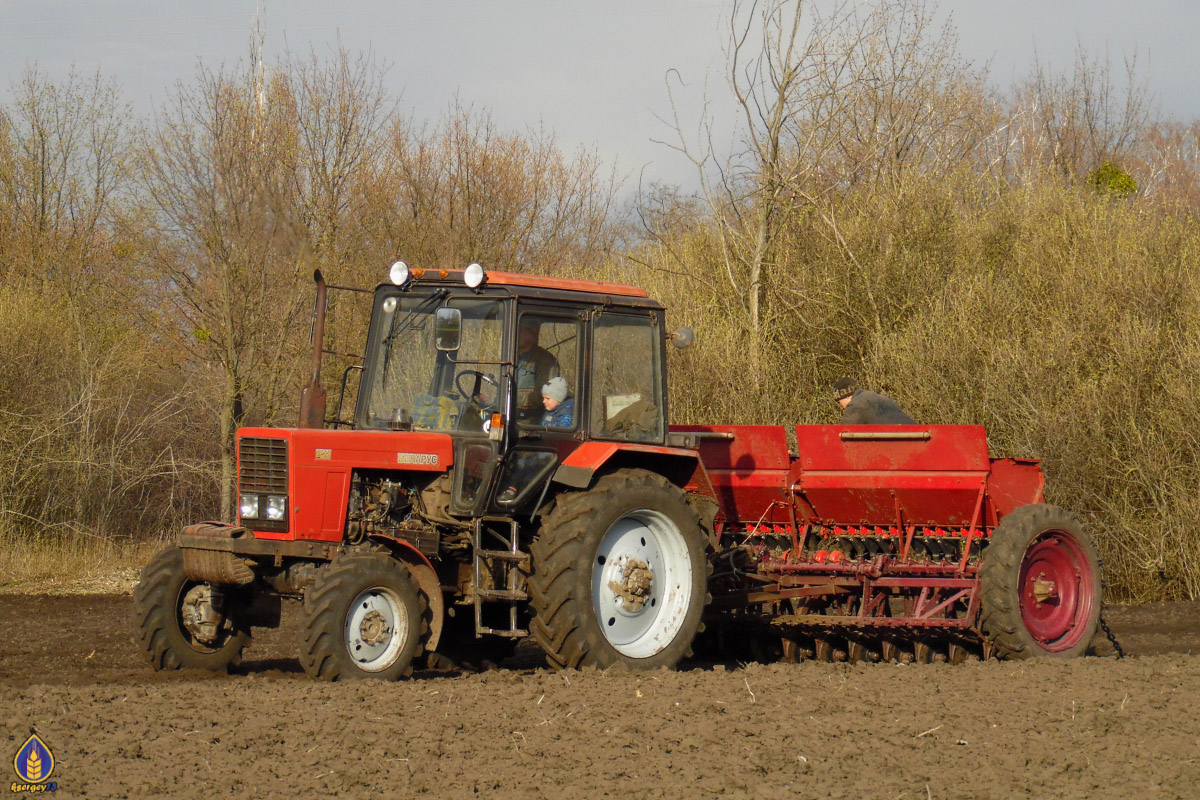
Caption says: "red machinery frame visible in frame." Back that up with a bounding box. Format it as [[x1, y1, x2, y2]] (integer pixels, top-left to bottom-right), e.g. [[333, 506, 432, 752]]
[[672, 423, 1044, 642]]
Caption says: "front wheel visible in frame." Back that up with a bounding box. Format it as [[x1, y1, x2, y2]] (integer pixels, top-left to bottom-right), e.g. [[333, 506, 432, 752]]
[[299, 553, 428, 681], [528, 469, 709, 670], [980, 504, 1102, 659], [133, 546, 248, 671]]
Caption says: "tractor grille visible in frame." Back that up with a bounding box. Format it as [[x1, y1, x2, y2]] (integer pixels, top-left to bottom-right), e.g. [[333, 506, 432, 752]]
[[238, 437, 289, 494]]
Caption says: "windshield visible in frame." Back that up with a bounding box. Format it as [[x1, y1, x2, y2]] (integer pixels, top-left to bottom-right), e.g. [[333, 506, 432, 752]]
[[358, 292, 508, 433]]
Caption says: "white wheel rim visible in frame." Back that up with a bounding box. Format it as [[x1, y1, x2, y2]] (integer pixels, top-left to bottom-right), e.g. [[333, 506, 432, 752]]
[[344, 586, 408, 672], [592, 509, 693, 659]]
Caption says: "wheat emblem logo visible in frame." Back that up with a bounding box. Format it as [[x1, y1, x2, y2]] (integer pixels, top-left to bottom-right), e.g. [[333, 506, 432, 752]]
[[13, 733, 54, 785]]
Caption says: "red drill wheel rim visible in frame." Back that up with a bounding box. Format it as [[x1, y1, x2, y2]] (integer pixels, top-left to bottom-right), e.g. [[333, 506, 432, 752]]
[[1018, 531, 1096, 651]]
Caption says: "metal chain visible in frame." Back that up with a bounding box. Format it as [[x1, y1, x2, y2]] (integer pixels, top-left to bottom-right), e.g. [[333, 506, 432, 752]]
[[1098, 614, 1125, 659]]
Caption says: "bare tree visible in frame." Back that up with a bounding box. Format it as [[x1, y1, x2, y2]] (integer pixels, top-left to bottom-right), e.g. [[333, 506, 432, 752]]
[[661, 0, 993, 341], [138, 62, 309, 517], [1005, 45, 1155, 180], [285, 45, 394, 272], [360, 101, 621, 277], [0, 69, 209, 540], [136, 48, 406, 516], [0, 66, 130, 289], [1138, 121, 1200, 206]]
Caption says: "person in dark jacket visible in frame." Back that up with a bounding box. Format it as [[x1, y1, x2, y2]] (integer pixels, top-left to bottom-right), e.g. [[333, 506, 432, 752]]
[[833, 376, 916, 425]]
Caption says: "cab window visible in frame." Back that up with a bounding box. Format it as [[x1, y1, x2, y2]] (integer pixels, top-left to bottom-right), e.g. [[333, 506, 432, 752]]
[[590, 312, 663, 441], [515, 313, 581, 430]]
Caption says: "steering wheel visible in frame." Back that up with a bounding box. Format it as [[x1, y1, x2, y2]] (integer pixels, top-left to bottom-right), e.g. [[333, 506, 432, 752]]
[[455, 370, 500, 409]]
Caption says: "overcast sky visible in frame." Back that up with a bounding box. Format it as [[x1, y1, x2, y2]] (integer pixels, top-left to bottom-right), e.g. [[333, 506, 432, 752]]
[[1, 1, 1197, 190]]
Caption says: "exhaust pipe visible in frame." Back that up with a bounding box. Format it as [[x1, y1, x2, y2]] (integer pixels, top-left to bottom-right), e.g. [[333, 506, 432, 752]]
[[298, 269, 327, 428]]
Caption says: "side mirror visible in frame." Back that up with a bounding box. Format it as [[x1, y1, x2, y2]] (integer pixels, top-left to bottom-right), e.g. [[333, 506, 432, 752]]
[[670, 326, 695, 350], [435, 307, 462, 351]]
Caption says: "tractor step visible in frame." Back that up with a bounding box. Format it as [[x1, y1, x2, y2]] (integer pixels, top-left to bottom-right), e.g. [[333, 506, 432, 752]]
[[472, 517, 530, 638], [474, 627, 529, 639], [476, 588, 529, 602], [474, 549, 530, 564]]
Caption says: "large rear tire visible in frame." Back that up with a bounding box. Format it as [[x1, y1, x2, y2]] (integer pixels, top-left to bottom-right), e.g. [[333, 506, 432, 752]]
[[528, 469, 708, 670], [980, 504, 1102, 659], [299, 553, 428, 681], [133, 546, 248, 671]]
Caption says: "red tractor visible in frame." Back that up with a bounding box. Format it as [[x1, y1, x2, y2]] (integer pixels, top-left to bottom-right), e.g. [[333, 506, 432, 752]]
[[134, 263, 1103, 679]]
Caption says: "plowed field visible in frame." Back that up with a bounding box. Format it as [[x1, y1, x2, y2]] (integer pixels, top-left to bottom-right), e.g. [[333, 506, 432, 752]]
[[2, 595, 1199, 799]]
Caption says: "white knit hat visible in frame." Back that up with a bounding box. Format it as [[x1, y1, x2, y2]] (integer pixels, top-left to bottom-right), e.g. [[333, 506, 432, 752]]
[[542, 376, 569, 403]]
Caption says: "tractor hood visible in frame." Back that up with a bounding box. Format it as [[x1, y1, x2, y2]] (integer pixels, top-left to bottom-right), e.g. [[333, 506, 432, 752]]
[[236, 426, 454, 542]]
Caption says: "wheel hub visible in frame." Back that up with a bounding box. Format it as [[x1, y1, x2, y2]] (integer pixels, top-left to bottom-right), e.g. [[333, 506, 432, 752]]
[[180, 585, 226, 645], [358, 609, 389, 645], [1031, 574, 1058, 604], [608, 557, 654, 611]]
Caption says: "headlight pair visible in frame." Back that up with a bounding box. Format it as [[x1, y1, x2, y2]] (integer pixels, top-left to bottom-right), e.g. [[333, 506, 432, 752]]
[[240, 493, 287, 521]]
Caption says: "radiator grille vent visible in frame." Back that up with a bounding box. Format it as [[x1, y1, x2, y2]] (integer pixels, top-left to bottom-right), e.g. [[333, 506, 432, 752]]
[[238, 437, 289, 494]]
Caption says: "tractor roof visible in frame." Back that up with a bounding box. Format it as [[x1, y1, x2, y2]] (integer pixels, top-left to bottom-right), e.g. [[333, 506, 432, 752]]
[[484, 271, 648, 297], [377, 265, 654, 303]]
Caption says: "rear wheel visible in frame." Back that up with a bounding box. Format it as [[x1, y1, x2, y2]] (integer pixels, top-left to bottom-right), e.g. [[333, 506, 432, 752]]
[[528, 469, 708, 670], [299, 553, 427, 681], [133, 546, 248, 671], [980, 504, 1101, 659]]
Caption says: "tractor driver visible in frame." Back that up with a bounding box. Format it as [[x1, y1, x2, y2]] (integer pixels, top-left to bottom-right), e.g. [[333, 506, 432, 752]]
[[516, 321, 560, 419], [833, 376, 916, 425]]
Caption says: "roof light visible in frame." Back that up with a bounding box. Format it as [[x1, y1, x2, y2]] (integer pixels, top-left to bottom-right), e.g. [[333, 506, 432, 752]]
[[464, 262, 486, 289], [389, 260, 410, 287]]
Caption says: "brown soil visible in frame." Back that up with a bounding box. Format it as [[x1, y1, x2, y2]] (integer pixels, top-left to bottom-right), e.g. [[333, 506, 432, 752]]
[[2, 595, 1199, 799]]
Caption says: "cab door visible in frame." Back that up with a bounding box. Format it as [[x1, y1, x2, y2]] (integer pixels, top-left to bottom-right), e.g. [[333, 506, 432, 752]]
[[489, 306, 586, 512]]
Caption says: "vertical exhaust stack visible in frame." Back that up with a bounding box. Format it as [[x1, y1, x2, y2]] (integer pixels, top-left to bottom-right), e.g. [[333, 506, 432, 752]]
[[298, 269, 327, 429]]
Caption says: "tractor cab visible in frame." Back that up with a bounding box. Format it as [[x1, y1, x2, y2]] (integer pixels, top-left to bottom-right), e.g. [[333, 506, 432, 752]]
[[348, 262, 670, 517]]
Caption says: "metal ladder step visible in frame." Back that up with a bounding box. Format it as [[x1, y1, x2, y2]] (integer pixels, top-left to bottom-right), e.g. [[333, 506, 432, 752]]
[[475, 627, 529, 639], [475, 549, 530, 564], [476, 588, 528, 602], [473, 517, 530, 638]]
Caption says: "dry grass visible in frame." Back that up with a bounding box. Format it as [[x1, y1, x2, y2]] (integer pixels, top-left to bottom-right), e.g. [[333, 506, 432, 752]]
[[0, 529, 163, 595]]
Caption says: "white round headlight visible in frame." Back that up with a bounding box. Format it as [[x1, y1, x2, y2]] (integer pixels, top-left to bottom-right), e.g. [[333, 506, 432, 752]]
[[389, 260, 410, 286], [464, 262, 485, 289]]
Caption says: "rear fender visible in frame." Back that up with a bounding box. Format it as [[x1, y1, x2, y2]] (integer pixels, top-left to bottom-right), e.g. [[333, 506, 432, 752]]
[[552, 441, 716, 500], [366, 535, 445, 652]]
